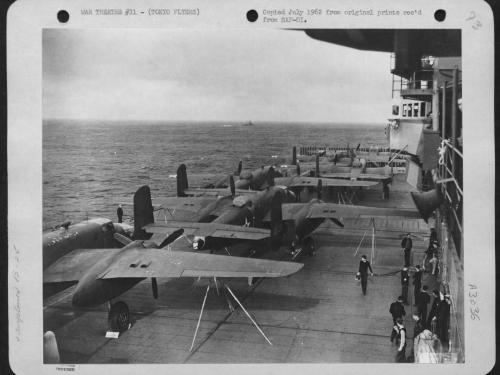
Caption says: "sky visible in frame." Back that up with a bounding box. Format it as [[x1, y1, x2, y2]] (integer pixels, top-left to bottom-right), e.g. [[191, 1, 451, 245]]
[[43, 28, 392, 124]]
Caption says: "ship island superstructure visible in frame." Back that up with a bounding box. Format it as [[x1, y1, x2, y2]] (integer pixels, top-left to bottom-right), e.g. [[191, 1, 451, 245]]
[[302, 29, 463, 362]]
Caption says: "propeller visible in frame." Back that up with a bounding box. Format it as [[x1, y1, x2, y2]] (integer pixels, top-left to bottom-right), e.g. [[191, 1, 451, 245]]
[[158, 228, 184, 248], [114, 232, 133, 246], [330, 218, 344, 227], [153, 228, 185, 299], [236, 160, 243, 176], [230, 175, 235, 198]]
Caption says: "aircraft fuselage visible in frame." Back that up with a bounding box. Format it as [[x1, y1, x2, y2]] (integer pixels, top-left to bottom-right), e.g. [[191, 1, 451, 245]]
[[235, 166, 275, 190], [43, 218, 130, 269]]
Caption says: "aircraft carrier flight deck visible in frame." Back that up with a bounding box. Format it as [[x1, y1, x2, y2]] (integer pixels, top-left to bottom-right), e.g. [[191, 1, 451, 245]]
[[44, 177, 435, 364]]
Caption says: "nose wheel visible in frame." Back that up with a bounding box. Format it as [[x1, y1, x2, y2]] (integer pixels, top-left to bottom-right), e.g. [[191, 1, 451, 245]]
[[108, 301, 131, 332]]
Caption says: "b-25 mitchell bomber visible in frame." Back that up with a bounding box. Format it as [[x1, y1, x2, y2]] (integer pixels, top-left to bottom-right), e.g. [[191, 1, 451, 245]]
[[43, 186, 303, 344], [203, 160, 278, 191], [152, 165, 418, 259]]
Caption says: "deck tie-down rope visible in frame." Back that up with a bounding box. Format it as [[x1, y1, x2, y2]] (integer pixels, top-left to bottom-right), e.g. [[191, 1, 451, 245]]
[[353, 217, 376, 266]]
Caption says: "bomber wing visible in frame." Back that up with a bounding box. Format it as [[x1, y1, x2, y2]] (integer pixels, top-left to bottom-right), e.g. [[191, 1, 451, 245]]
[[280, 203, 306, 220], [281, 203, 342, 220], [317, 203, 420, 218], [100, 249, 303, 279], [182, 188, 258, 197], [44, 247, 303, 283], [321, 172, 392, 181], [275, 176, 379, 188], [156, 197, 217, 214], [144, 221, 271, 241], [281, 202, 420, 220], [44, 248, 121, 283]]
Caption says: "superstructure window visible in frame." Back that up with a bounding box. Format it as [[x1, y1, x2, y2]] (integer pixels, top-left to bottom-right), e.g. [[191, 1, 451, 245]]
[[420, 102, 426, 117]]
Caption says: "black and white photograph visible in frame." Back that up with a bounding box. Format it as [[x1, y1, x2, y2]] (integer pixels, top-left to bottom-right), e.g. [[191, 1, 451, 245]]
[[7, 1, 495, 373], [40, 26, 465, 364]]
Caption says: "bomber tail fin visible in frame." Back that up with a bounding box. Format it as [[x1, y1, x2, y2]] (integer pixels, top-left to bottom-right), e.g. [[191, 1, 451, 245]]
[[229, 175, 236, 197], [177, 164, 189, 197], [267, 166, 275, 187], [236, 160, 243, 176], [133, 185, 154, 240]]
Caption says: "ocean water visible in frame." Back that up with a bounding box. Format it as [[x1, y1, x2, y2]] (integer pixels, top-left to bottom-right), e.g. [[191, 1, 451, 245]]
[[43, 120, 387, 228]]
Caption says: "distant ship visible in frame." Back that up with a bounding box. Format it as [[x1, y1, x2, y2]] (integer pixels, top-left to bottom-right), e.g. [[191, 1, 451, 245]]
[[242, 121, 254, 126]]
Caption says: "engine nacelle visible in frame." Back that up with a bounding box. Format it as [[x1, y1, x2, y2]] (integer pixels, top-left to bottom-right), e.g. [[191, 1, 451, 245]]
[[192, 236, 206, 250]]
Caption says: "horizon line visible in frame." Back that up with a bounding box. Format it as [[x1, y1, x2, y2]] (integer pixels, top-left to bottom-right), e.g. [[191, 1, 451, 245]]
[[42, 118, 387, 126]]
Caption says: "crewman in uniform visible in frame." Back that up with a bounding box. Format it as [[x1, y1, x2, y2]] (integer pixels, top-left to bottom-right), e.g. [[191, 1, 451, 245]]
[[401, 267, 410, 304], [117, 204, 123, 223], [394, 317, 407, 362], [413, 265, 423, 305], [389, 296, 406, 342], [382, 182, 390, 200], [417, 285, 431, 324], [357, 255, 373, 295], [401, 233, 412, 267], [427, 290, 441, 331]]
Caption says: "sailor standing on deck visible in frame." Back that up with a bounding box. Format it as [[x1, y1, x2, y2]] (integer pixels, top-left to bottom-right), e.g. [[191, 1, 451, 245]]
[[401, 233, 412, 267], [357, 255, 373, 295], [427, 290, 441, 331], [413, 265, 423, 305], [117, 204, 123, 223], [417, 285, 431, 323], [394, 318, 407, 362], [389, 296, 406, 342], [401, 267, 410, 304]]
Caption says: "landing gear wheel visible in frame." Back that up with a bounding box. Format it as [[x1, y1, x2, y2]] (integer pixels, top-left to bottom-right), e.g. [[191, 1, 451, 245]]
[[304, 237, 315, 256], [108, 301, 130, 332]]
